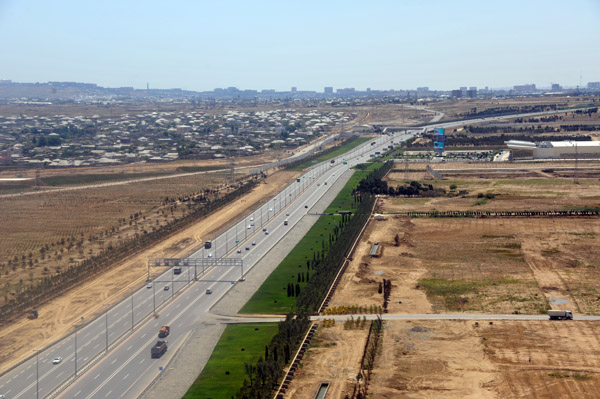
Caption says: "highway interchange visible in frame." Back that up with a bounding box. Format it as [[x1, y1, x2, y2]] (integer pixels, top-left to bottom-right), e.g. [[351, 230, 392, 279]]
[[0, 106, 591, 399]]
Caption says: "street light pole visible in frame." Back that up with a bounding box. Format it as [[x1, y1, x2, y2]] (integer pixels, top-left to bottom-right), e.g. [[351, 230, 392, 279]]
[[34, 349, 39, 399], [74, 330, 77, 377], [130, 288, 134, 332], [104, 305, 109, 353], [153, 283, 156, 315]]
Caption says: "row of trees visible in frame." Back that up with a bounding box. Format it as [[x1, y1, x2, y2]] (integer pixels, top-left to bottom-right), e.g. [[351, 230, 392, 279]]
[[0, 177, 261, 322], [236, 313, 311, 399]]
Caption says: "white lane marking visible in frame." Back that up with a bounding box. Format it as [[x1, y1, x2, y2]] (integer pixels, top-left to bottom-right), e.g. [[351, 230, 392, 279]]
[[123, 374, 129, 380], [74, 390, 81, 397], [111, 359, 117, 365], [139, 359, 145, 365], [105, 390, 112, 397], [94, 373, 100, 380], [57, 371, 64, 378], [141, 333, 146, 338], [126, 345, 132, 351]]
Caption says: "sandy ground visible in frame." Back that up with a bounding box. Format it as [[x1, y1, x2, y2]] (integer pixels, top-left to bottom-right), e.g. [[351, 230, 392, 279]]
[[289, 161, 600, 398], [0, 170, 300, 373], [284, 324, 368, 399]]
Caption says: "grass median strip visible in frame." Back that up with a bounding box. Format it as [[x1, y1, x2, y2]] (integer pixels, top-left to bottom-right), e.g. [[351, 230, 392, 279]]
[[183, 323, 278, 399]]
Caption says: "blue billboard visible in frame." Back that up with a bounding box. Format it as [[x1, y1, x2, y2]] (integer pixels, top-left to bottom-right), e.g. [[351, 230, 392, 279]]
[[434, 141, 445, 149]]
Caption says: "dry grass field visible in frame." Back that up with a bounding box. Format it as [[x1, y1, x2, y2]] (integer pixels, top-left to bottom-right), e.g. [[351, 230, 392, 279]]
[[0, 169, 300, 372], [0, 167, 240, 305], [288, 161, 600, 398]]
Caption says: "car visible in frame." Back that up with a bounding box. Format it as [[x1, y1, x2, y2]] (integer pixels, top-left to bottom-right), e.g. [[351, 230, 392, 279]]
[[246, 247, 250, 250], [250, 217, 254, 221], [146, 283, 152, 289], [286, 213, 289, 216], [250, 223, 254, 226], [206, 289, 212, 294], [269, 208, 273, 212], [252, 241, 256, 246], [305, 205, 308, 208], [53, 357, 62, 364], [237, 249, 242, 253], [207, 253, 212, 258], [264, 231, 269, 235], [247, 225, 251, 229], [262, 228, 267, 232], [163, 286, 170, 291]]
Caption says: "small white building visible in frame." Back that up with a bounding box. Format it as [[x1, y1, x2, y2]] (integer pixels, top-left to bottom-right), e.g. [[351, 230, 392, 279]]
[[506, 140, 600, 159]]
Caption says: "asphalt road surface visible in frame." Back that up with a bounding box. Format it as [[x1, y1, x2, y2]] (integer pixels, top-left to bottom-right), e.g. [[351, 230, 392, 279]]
[[1, 107, 591, 399], [0, 130, 403, 399]]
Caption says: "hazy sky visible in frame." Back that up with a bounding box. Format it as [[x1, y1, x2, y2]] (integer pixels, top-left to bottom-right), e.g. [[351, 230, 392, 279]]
[[1, 0, 599, 91]]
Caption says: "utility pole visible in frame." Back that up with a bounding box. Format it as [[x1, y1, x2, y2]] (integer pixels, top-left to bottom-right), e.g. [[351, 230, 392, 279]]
[[34, 349, 39, 399], [105, 305, 109, 353], [575, 141, 579, 184]]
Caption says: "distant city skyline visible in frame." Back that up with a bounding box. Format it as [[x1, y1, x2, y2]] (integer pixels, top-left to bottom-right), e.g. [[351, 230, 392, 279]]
[[0, 0, 599, 92]]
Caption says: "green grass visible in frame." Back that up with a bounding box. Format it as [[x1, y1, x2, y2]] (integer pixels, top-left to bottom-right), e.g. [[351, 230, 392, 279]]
[[241, 161, 382, 314], [240, 216, 343, 314], [291, 137, 370, 170], [183, 323, 278, 399], [324, 162, 382, 213], [418, 276, 526, 310], [41, 171, 171, 186]]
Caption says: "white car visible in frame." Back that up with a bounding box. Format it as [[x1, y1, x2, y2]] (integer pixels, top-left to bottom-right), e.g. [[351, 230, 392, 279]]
[[53, 357, 62, 364], [207, 253, 212, 258], [146, 283, 152, 289], [269, 208, 273, 212], [250, 217, 254, 221]]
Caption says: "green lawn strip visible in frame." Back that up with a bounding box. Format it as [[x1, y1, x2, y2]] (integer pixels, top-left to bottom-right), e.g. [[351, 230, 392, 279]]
[[291, 137, 371, 170], [242, 162, 384, 314], [183, 323, 278, 399], [41, 171, 171, 186], [240, 216, 342, 314], [324, 162, 382, 213]]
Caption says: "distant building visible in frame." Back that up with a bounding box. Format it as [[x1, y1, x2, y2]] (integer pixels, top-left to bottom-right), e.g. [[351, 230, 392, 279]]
[[336, 88, 355, 95], [451, 89, 462, 98], [466, 89, 477, 98], [588, 82, 600, 90], [291, 87, 297, 93], [324, 87, 334, 94], [506, 140, 600, 159], [460, 86, 467, 97], [551, 83, 562, 91], [513, 84, 536, 92]]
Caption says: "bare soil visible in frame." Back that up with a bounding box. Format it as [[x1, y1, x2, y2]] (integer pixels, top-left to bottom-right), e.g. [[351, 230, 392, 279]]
[[290, 162, 600, 398], [0, 170, 300, 373]]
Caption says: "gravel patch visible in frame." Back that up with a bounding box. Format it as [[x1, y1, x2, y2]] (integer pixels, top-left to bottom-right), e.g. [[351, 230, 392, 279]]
[[141, 168, 354, 399]]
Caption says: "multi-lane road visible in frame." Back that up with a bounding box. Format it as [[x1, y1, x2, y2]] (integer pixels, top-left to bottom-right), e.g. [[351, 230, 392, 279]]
[[0, 130, 404, 399], [1, 105, 592, 399]]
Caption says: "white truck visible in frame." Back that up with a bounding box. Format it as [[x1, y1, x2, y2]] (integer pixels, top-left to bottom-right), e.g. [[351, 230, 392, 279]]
[[548, 310, 573, 320]]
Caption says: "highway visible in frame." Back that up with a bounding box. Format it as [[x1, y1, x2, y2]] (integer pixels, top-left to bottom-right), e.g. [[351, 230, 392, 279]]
[[0, 105, 591, 399], [0, 130, 405, 399]]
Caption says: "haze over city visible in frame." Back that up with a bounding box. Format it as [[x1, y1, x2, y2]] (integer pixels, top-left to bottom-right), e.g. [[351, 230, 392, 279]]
[[1, 0, 599, 91]]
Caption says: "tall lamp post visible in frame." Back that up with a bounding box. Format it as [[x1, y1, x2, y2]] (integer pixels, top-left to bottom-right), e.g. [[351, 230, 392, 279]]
[[104, 305, 109, 353], [34, 349, 39, 399]]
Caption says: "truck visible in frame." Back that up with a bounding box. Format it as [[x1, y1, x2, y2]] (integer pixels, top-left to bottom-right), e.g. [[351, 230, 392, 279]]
[[548, 310, 573, 320], [173, 267, 182, 275], [151, 340, 168, 358], [158, 325, 170, 338]]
